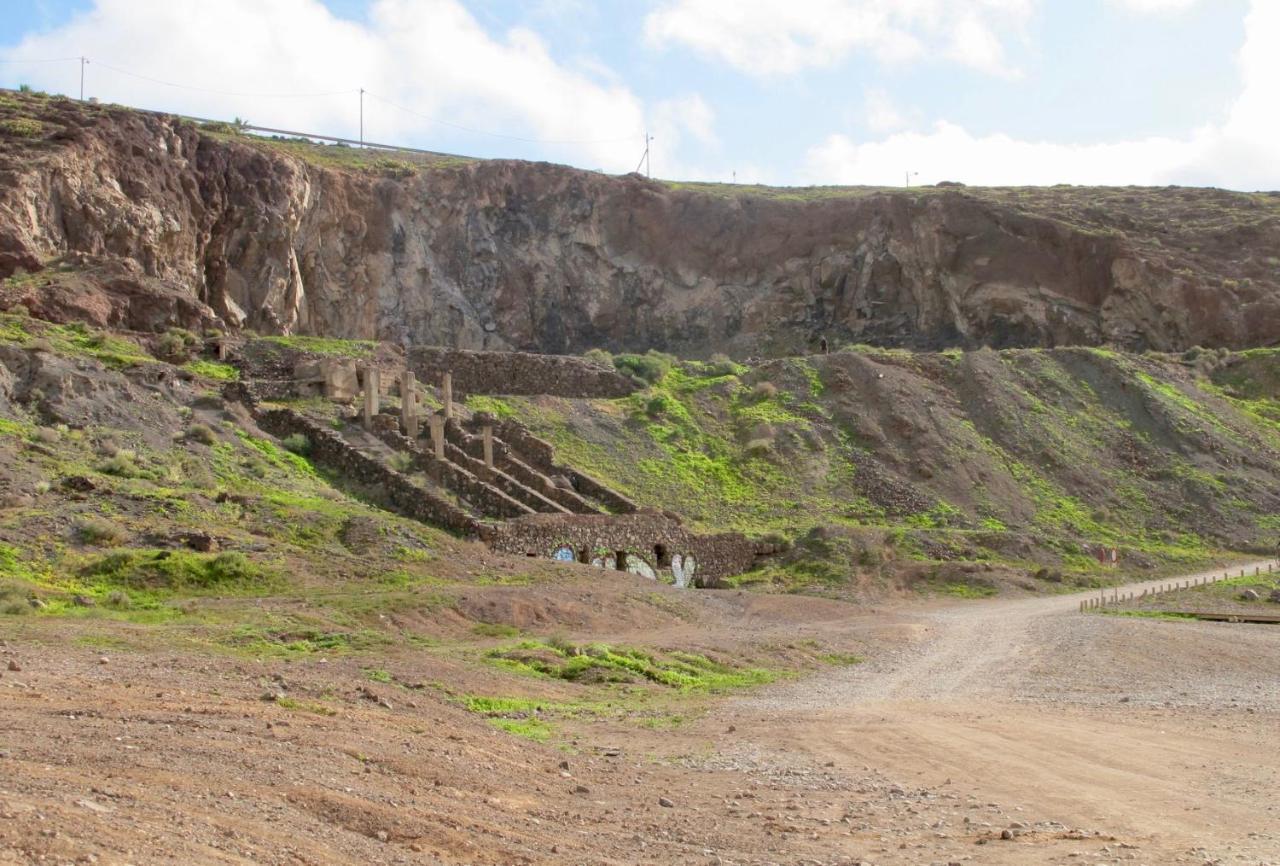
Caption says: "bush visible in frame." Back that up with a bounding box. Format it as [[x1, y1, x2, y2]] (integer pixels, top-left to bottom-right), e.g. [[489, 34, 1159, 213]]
[[613, 350, 675, 385], [185, 423, 217, 446], [582, 348, 614, 370], [705, 353, 741, 376], [75, 517, 127, 547], [373, 158, 415, 178], [281, 433, 311, 455], [156, 328, 198, 362], [388, 451, 414, 472], [98, 452, 143, 478], [0, 118, 44, 138], [645, 395, 674, 418], [744, 437, 774, 457], [751, 381, 778, 401]]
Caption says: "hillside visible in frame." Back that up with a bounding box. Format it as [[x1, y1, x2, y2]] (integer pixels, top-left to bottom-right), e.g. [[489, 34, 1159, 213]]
[[2, 90, 1279, 357]]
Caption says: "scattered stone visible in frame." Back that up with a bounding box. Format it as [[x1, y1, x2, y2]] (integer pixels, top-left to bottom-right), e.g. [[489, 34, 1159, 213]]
[[72, 594, 95, 607], [375, 830, 389, 843], [7, 660, 20, 672], [659, 797, 674, 808], [97, 656, 109, 665], [1001, 829, 1014, 840], [573, 785, 590, 795], [27, 598, 46, 609], [1268, 589, 1280, 604], [1239, 589, 1260, 601]]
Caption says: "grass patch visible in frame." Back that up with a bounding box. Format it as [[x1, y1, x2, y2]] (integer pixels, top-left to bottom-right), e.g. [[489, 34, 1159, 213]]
[[256, 335, 376, 357], [78, 549, 274, 592], [488, 640, 779, 692], [184, 359, 239, 381], [276, 697, 338, 716]]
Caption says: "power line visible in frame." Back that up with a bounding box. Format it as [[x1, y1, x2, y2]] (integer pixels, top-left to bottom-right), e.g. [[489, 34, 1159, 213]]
[[0, 56, 83, 64], [362, 90, 640, 145], [90, 60, 355, 98], [0, 55, 642, 152]]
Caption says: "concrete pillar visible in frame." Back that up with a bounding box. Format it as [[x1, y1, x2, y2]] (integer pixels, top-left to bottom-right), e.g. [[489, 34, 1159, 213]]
[[442, 372, 453, 421], [401, 371, 418, 439], [216, 340, 228, 361], [362, 367, 380, 430], [482, 425, 494, 469]]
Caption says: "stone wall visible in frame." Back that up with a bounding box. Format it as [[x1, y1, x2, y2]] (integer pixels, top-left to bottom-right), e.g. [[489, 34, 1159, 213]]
[[227, 388, 484, 537], [486, 511, 758, 587], [476, 418, 637, 514], [409, 347, 638, 398], [372, 425, 561, 519]]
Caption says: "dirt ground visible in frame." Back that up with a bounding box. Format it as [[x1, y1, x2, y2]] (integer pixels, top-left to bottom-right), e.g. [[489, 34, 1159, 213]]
[[2, 561, 1278, 866]]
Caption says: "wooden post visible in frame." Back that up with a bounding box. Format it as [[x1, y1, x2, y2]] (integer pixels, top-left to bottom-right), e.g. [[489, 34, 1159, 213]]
[[217, 340, 228, 361], [401, 371, 418, 439], [442, 372, 453, 421], [429, 414, 445, 459], [362, 367, 379, 430], [482, 425, 494, 469]]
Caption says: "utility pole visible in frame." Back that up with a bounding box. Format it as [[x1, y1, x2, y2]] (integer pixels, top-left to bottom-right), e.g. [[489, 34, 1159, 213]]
[[359, 88, 364, 147], [634, 132, 654, 178], [79, 56, 86, 101], [905, 170, 918, 187]]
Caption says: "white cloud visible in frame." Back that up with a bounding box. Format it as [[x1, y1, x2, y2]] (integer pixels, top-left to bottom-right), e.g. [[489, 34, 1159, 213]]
[[644, 0, 1033, 77], [864, 87, 909, 133], [1110, 0, 1202, 12], [0, 0, 663, 172], [803, 0, 1279, 189]]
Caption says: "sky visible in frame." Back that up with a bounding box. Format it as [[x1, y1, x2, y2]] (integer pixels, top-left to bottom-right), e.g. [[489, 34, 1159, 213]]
[[0, 0, 1274, 189]]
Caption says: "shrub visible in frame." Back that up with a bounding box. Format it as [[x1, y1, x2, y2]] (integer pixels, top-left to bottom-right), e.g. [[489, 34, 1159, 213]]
[[583, 348, 614, 370], [281, 433, 311, 455], [645, 395, 674, 418], [0, 118, 44, 138], [613, 350, 675, 385], [744, 437, 774, 457], [705, 353, 741, 376], [388, 451, 414, 472], [105, 589, 131, 609], [185, 423, 217, 446], [155, 328, 198, 362], [98, 452, 143, 478], [75, 517, 127, 547], [372, 158, 415, 178], [33, 426, 60, 444], [751, 381, 778, 401]]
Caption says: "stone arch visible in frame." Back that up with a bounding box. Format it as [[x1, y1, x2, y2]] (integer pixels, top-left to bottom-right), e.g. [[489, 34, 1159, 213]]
[[551, 544, 576, 563]]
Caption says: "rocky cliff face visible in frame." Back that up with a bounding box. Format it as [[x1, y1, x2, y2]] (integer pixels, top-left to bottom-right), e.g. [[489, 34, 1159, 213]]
[[2, 93, 1278, 355]]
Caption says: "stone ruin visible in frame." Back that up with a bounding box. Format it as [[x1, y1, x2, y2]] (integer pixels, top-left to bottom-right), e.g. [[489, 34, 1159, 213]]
[[228, 343, 764, 587]]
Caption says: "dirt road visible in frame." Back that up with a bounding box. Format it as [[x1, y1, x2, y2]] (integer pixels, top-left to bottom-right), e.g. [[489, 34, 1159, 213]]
[[719, 561, 1280, 864]]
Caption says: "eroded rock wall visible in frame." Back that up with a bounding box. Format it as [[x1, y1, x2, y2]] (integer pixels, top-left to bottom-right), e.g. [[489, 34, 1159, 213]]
[[2, 98, 1279, 355]]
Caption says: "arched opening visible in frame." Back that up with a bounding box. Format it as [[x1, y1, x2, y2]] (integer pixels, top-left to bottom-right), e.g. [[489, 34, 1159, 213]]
[[653, 543, 668, 567], [614, 551, 628, 571]]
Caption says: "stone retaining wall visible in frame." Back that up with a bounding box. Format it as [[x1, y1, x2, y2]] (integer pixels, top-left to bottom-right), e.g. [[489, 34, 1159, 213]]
[[247, 403, 483, 537], [486, 512, 758, 587], [409, 347, 638, 398], [477, 418, 637, 514]]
